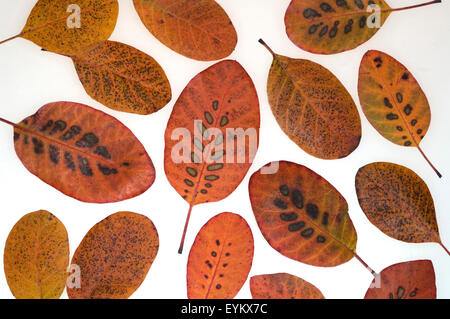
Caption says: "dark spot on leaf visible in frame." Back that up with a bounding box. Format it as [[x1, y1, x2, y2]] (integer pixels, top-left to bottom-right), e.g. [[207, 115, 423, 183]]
[[396, 93, 403, 103], [205, 175, 219, 181], [397, 286, 405, 299], [402, 73, 409, 80], [411, 119, 417, 126], [319, 25, 329, 37], [40, 120, 53, 132], [291, 189, 304, 209], [417, 129, 423, 134], [216, 240, 220, 246], [94, 146, 111, 159], [280, 212, 298, 222], [207, 163, 224, 171], [359, 16, 367, 28], [64, 152, 75, 171], [211, 251, 217, 257], [78, 156, 93, 176], [306, 203, 319, 219], [212, 100, 219, 111], [317, 235, 326, 243], [384, 97, 393, 108], [301, 228, 315, 238], [49, 120, 67, 136], [184, 179, 194, 187], [320, 3, 335, 12], [279, 185, 289, 196], [303, 8, 322, 18], [14, 132, 20, 141], [204, 112, 214, 125], [288, 221, 305, 232], [216, 284, 222, 289], [322, 212, 329, 226], [396, 126, 403, 132], [274, 198, 288, 210], [220, 116, 229, 127], [186, 167, 198, 177], [336, 0, 347, 7], [32, 138, 44, 154], [60, 125, 81, 141], [404, 141, 412, 146], [97, 164, 118, 175], [49, 145, 60, 164], [354, 0, 364, 9], [309, 24, 320, 34], [404, 104, 413, 115], [386, 113, 399, 120]]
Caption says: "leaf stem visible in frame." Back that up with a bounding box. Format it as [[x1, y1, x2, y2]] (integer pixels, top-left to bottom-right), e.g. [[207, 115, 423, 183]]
[[258, 39, 276, 57], [0, 33, 22, 46], [389, 0, 441, 13], [417, 145, 442, 178], [178, 203, 194, 254], [440, 242, 450, 256], [354, 252, 377, 277]]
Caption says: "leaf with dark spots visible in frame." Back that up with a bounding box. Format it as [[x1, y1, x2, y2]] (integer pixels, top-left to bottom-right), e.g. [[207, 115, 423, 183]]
[[284, 0, 441, 54], [133, 0, 237, 61], [4, 210, 69, 299], [250, 273, 324, 299], [259, 40, 361, 159], [249, 161, 368, 269], [1, 101, 155, 203], [365, 260, 436, 299], [72, 41, 172, 115], [358, 50, 441, 177], [67, 212, 159, 299], [355, 162, 449, 255], [187, 213, 254, 299], [0, 0, 118, 55], [164, 60, 260, 253]]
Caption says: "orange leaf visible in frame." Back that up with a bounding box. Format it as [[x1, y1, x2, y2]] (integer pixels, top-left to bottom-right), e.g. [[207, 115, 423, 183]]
[[187, 212, 254, 299], [358, 50, 441, 177], [164, 60, 260, 253], [284, 0, 441, 55], [355, 162, 449, 255], [250, 273, 324, 299], [259, 40, 361, 159], [0, 0, 118, 55], [365, 260, 436, 299], [67, 212, 159, 299], [72, 40, 172, 115], [249, 161, 368, 269], [133, 0, 237, 61], [4, 210, 69, 299], [1, 101, 155, 203]]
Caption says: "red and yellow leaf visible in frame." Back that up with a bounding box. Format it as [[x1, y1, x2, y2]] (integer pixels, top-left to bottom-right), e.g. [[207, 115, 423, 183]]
[[187, 212, 254, 299], [250, 273, 324, 299], [133, 0, 237, 61], [67, 212, 159, 299]]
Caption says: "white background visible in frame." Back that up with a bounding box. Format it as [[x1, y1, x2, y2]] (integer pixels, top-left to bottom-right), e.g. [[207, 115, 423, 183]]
[[0, 0, 449, 299]]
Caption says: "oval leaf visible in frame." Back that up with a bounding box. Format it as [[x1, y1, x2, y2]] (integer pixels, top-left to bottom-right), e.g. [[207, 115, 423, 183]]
[[285, 0, 391, 54], [187, 212, 254, 299], [365, 260, 436, 299], [260, 40, 361, 159], [164, 60, 259, 252], [250, 273, 324, 299], [133, 0, 237, 61], [21, 0, 118, 55], [355, 162, 444, 247], [358, 50, 440, 177], [13, 101, 155, 203], [249, 161, 357, 267], [72, 40, 172, 115], [67, 212, 159, 299], [4, 210, 69, 299]]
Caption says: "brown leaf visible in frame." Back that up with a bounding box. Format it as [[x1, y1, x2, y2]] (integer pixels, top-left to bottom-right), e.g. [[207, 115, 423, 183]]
[[358, 50, 441, 177], [133, 0, 237, 61], [187, 212, 254, 299], [365, 260, 436, 299], [67, 212, 159, 299], [163, 60, 260, 253], [13, 0, 118, 55], [4, 210, 69, 299], [355, 162, 449, 255], [260, 40, 361, 159], [72, 40, 172, 115], [250, 273, 324, 299], [4, 101, 155, 203], [249, 161, 361, 268]]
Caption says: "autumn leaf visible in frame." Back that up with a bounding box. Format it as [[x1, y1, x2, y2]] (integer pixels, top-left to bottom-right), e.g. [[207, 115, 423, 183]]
[[4, 210, 69, 299], [249, 161, 375, 273], [133, 0, 237, 61], [358, 50, 441, 177], [67, 212, 159, 299], [187, 213, 254, 299], [164, 60, 260, 253], [259, 39, 361, 159], [250, 273, 324, 299], [0, 101, 155, 203], [285, 0, 441, 55], [355, 162, 449, 256], [365, 260, 436, 299], [72, 40, 172, 115], [0, 0, 118, 55]]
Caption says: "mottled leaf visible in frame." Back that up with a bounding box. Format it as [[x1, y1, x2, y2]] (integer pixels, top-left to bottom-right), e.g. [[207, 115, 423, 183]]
[[365, 260, 436, 299], [67, 212, 159, 299], [358, 50, 441, 177], [250, 273, 324, 299], [260, 40, 361, 159], [72, 40, 172, 115], [8, 101, 155, 203], [2, 0, 118, 55], [133, 0, 237, 61], [187, 213, 254, 299], [4, 210, 69, 299], [249, 161, 359, 267], [285, 0, 441, 55], [355, 162, 449, 255], [164, 60, 260, 253]]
